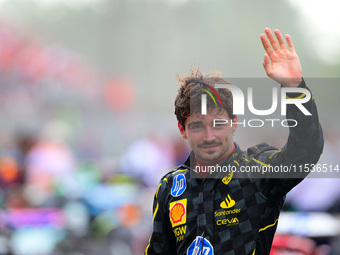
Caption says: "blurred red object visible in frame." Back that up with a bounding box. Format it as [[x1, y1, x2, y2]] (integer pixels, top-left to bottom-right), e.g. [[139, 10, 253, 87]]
[[0, 156, 21, 186], [270, 234, 330, 255], [104, 77, 135, 111]]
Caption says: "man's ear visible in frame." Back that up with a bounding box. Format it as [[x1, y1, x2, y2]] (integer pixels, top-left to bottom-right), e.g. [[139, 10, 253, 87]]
[[178, 122, 187, 140], [232, 115, 238, 134]]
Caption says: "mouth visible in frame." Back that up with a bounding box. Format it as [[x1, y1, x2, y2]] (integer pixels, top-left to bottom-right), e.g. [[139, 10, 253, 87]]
[[199, 144, 221, 151]]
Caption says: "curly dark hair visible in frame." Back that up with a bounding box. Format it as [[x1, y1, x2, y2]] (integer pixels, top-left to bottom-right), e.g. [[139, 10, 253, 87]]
[[174, 67, 234, 129]]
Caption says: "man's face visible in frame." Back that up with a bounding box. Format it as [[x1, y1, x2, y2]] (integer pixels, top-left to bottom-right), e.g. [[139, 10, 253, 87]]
[[178, 108, 238, 164]]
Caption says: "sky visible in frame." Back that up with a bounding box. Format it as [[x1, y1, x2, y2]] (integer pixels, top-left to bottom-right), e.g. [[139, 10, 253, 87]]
[[286, 0, 340, 64], [0, 0, 339, 65]]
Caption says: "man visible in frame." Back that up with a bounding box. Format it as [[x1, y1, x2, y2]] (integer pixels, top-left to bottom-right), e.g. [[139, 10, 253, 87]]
[[145, 28, 324, 255]]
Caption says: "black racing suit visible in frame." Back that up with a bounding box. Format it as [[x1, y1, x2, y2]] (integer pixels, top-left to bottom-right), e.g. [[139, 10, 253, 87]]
[[145, 80, 324, 255]]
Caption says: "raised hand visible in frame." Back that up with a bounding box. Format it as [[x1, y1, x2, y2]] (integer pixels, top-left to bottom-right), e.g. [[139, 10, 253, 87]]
[[261, 28, 302, 87]]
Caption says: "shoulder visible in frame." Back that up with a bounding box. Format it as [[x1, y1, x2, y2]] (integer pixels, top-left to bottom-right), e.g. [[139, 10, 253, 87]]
[[154, 167, 191, 206], [157, 166, 190, 187], [246, 142, 278, 158], [241, 142, 281, 170]]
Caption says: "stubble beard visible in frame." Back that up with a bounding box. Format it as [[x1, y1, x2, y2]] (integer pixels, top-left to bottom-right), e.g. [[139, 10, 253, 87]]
[[195, 146, 225, 164]]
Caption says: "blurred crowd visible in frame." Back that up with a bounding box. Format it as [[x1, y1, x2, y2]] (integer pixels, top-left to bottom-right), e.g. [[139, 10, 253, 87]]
[[0, 21, 185, 255], [0, 128, 190, 255]]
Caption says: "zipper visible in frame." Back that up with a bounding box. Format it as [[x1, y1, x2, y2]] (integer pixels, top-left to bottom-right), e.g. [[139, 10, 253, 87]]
[[193, 231, 205, 255]]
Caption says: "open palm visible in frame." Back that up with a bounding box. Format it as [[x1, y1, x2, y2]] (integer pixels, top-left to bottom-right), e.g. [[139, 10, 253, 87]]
[[261, 28, 302, 87]]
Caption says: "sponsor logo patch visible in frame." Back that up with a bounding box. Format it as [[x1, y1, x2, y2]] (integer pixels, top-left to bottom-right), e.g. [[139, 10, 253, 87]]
[[215, 194, 241, 227], [222, 172, 233, 185], [187, 236, 214, 255], [173, 225, 187, 242], [169, 199, 187, 227], [214, 208, 241, 217], [220, 194, 235, 209], [216, 217, 239, 226], [171, 174, 186, 197]]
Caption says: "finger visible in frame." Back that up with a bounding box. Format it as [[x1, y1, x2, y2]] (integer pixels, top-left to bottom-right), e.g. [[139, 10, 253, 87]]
[[264, 27, 280, 51], [263, 53, 272, 76], [274, 29, 287, 50], [260, 33, 274, 56], [285, 34, 295, 52]]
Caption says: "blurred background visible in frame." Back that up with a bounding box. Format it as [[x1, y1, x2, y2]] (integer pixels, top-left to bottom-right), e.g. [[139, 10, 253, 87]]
[[0, 0, 339, 254]]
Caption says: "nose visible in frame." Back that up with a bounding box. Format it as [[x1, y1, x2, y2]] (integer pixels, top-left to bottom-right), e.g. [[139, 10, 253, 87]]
[[203, 126, 216, 142]]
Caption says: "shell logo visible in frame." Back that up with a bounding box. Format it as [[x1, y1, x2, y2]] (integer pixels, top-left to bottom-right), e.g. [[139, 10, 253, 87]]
[[170, 203, 185, 223], [169, 199, 187, 227]]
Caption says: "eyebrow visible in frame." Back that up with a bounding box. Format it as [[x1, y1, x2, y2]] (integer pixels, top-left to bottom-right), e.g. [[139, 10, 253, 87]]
[[188, 121, 203, 127]]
